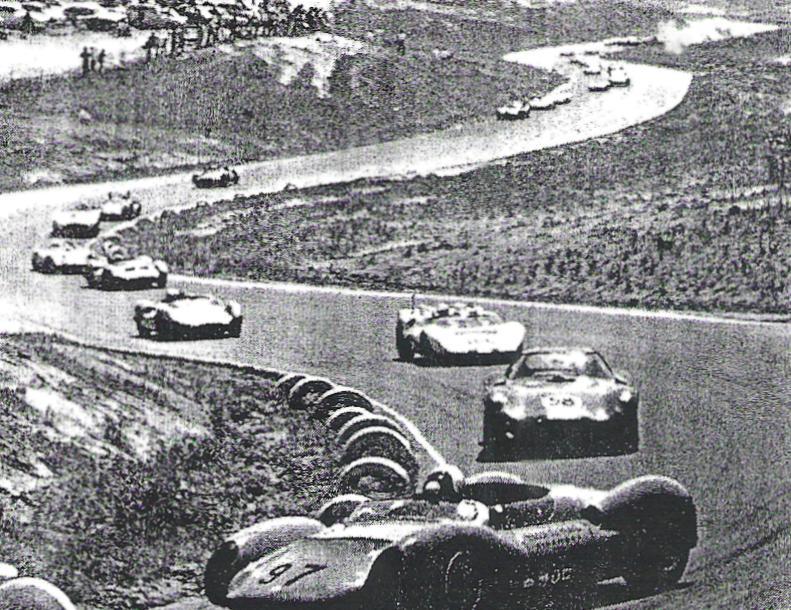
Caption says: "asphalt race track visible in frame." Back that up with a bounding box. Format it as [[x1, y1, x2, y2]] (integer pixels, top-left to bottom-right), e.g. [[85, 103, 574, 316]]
[[0, 47, 788, 610]]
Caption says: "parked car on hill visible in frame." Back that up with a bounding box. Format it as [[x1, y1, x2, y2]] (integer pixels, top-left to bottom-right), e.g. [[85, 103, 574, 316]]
[[134, 289, 243, 340], [395, 302, 526, 364], [51, 209, 101, 238], [85, 255, 168, 290], [31, 239, 105, 274], [204, 469, 697, 610], [480, 347, 639, 460], [192, 167, 240, 188]]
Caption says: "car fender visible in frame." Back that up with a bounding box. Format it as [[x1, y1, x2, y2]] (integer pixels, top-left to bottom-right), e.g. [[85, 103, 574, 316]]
[[204, 516, 325, 606]]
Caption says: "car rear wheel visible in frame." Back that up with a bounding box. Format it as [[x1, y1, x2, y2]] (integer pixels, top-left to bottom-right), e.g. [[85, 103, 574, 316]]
[[229, 317, 242, 338], [42, 257, 55, 274], [155, 273, 167, 288], [624, 544, 689, 595], [443, 551, 484, 610]]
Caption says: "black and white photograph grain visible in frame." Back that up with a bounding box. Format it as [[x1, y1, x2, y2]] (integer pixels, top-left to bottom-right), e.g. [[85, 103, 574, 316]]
[[0, 0, 788, 608]]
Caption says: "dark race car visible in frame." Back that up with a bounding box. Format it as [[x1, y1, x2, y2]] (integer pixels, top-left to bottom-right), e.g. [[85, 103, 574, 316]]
[[134, 289, 243, 340], [100, 191, 142, 221], [192, 167, 240, 188], [205, 469, 697, 610], [480, 347, 639, 460], [85, 255, 168, 290]]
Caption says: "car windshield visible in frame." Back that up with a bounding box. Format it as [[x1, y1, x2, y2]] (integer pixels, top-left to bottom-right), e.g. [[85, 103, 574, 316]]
[[347, 500, 479, 524], [509, 351, 612, 380]]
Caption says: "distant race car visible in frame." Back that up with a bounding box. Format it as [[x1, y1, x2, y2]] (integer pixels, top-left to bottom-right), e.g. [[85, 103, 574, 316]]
[[100, 192, 142, 221], [480, 347, 639, 460], [204, 468, 697, 610], [134, 289, 243, 340], [51, 209, 101, 238], [549, 84, 573, 105], [192, 167, 240, 188], [588, 77, 612, 92], [607, 66, 630, 87], [396, 302, 526, 364], [529, 94, 555, 110], [496, 100, 529, 120], [31, 239, 105, 274], [85, 255, 168, 290]]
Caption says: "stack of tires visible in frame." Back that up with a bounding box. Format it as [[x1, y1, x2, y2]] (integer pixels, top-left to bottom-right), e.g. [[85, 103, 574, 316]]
[[274, 373, 420, 498]]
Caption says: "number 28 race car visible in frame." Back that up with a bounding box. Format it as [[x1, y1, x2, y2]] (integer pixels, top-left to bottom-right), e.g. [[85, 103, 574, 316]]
[[205, 469, 697, 610], [481, 347, 639, 460], [134, 289, 243, 340], [85, 255, 168, 290], [396, 302, 526, 365]]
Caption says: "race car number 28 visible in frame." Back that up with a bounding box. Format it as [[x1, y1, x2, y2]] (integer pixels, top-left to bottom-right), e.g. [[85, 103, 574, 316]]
[[258, 563, 327, 586]]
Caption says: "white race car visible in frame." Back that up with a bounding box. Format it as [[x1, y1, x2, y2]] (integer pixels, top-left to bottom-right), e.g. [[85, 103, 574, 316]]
[[607, 66, 631, 87], [51, 209, 101, 238], [589, 77, 612, 92], [395, 301, 527, 364], [100, 192, 142, 221], [85, 255, 168, 290], [529, 93, 556, 111], [134, 290, 243, 340], [496, 100, 529, 121], [31, 240, 106, 274], [192, 167, 240, 188]]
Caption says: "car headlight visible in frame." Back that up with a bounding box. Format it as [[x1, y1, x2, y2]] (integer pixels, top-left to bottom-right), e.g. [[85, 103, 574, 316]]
[[618, 389, 633, 403]]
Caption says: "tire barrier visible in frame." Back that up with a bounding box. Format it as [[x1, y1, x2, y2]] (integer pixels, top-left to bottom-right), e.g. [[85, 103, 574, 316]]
[[325, 406, 371, 431], [314, 387, 374, 421], [274, 372, 306, 399], [342, 426, 418, 480], [337, 457, 413, 496], [336, 413, 404, 446], [287, 376, 335, 409], [315, 493, 371, 526]]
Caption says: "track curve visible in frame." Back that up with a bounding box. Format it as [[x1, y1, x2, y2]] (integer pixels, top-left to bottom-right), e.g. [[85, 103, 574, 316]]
[[0, 41, 788, 610]]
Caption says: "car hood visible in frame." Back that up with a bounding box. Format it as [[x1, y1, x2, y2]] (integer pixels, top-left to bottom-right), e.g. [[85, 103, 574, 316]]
[[163, 300, 234, 326], [227, 536, 394, 605], [53, 210, 101, 225], [487, 376, 630, 421], [423, 321, 526, 354]]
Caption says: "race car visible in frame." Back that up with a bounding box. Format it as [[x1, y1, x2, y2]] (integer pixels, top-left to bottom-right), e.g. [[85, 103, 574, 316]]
[[204, 469, 697, 610], [100, 191, 142, 221], [134, 289, 243, 340], [495, 100, 529, 121], [529, 93, 556, 111], [607, 66, 631, 87], [395, 302, 526, 364], [85, 255, 168, 290], [548, 84, 573, 105], [480, 347, 639, 460], [588, 77, 612, 92], [51, 209, 101, 238], [192, 167, 240, 188], [31, 240, 105, 274]]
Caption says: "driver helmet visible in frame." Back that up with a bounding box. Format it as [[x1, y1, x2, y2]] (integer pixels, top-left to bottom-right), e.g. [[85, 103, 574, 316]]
[[422, 465, 464, 502]]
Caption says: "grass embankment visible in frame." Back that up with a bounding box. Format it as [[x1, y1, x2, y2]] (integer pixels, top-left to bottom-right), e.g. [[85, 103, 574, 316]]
[[116, 29, 790, 315], [0, 0, 601, 192], [0, 334, 342, 609]]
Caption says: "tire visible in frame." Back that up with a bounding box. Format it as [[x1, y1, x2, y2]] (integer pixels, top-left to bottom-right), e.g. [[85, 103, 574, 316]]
[[155, 273, 167, 288], [337, 456, 412, 496], [41, 257, 55, 274], [228, 317, 242, 338], [315, 493, 370, 526], [136, 320, 152, 339], [326, 406, 370, 431], [288, 377, 335, 409], [315, 388, 373, 421], [419, 333, 438, 365], [274, 373, 306, 399], [443, 551, 484, 610], [337, 414, 403, 446], [623, 545, 690, 595], [342, 427, 418, 477]]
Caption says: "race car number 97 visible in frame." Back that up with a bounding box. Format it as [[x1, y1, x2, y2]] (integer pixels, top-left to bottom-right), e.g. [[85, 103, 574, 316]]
[[258, 563, 327, 586]]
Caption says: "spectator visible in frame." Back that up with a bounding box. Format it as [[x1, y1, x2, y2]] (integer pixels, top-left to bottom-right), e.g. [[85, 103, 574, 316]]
[[89, 46, 97, 72], [97, 49, 106, 73], [80, 46, 91, 76]]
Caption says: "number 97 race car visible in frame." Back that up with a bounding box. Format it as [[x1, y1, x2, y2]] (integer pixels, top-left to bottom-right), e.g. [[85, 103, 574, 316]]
[[204, 469, 697, 610]]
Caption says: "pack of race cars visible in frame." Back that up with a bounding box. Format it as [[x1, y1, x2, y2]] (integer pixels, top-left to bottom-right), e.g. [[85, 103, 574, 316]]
[[32, 172, 695, 610], [31, 177, 244, 341]]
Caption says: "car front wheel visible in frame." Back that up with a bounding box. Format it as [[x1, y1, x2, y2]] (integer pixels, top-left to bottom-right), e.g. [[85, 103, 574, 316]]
[[624, 544, 690, 595]]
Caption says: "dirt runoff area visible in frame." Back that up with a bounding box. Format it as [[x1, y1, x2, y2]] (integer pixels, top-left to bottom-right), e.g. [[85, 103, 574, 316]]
[[0, 334, 343, 609]]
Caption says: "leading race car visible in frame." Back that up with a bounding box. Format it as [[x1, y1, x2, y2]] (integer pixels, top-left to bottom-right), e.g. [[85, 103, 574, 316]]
[[395, 302, 526, 365], [51, 209, 101, 238], [134, 289, 243, 340], [205, 469, 697, 610], [100, 192, 142, 221], [85, 255, 168, 290], [31, 240, 105, 274], [480, 347, 639, 460], [192, 166, 240, 188]]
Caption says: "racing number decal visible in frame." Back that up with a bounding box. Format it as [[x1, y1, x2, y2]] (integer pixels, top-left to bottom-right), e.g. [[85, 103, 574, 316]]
[[259, 563, 327, 586], [522, 566, 573, 589]]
